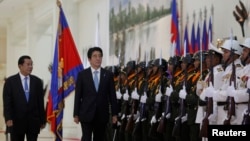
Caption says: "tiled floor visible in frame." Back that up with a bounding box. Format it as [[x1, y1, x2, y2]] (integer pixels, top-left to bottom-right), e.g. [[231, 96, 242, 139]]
[[0, 124, 81, 141]]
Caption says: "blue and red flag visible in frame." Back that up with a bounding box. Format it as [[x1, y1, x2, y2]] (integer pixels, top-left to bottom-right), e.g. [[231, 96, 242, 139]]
[[208, 16, 213, 43], [195, 22, 201, 52], [202, 19, 208, 51], [170, 0, 181, 55], [47, 4, 84, 141], [191, 22, 196, 54], [184, 24, 191, 54]]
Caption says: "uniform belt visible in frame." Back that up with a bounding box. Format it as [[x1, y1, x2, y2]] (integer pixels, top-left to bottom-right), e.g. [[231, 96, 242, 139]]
[[217, 102, 227, 106], [217, 102, 248, 106], [235, 102, 248, 105]]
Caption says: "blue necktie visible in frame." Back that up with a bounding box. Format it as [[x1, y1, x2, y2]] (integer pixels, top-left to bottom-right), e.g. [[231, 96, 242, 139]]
[[24, 77, 29, 102], [94, 71, 99, 91]]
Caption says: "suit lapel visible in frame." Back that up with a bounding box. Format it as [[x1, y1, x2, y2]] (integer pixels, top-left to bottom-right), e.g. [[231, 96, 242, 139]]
[[29, 76, 33, 101], [88, 68, 97, 92], [16, 74, 28, 102]]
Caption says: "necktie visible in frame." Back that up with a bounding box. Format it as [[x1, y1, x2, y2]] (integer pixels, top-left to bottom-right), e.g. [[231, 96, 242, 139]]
[[24, 77, 29, 101], [94, 71, 99, 91]]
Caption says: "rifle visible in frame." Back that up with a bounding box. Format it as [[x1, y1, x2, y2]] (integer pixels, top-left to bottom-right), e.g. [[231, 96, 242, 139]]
[[119, 90, 130, 132], [125, 100, 138, 133], [172, 95, 185, 137], [132, 101, 146, 136], [120, 70, 131, 132], [242, 88, 250, 125], [157, 91, 171, 133], [148, 94, 162, 137], [132, 61, 148, 136], [172, 66, 188, 137], [125, 74, 139, 133], [223, 48, 236, 125], [200, 55, 214, 137], [148, 63, 165, 137], [157, 69, 171, 133]]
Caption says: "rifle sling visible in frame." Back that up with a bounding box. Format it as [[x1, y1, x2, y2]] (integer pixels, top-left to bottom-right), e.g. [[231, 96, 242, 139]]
[[217, 101, 248, 106]]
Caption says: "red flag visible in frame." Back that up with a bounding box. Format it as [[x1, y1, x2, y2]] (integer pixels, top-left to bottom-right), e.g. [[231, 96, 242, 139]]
[[170, 0, 181, 55], [46, 3, 84, 141], [184, 24, 192, 54], [191, 22, 196, 53]]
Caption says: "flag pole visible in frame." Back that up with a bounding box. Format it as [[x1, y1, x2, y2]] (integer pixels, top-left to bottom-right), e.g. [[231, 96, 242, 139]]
[[56, 0, 61, 7]]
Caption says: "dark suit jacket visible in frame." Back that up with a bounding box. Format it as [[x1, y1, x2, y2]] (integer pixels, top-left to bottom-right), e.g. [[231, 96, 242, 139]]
[[73, 67, 118, 123], [3, 73, 46, 134]]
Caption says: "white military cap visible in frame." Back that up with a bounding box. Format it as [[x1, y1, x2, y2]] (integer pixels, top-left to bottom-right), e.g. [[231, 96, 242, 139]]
[[209, 43, 223, 54], [240, 38, 250, 49], [220, 39, 242, 55]]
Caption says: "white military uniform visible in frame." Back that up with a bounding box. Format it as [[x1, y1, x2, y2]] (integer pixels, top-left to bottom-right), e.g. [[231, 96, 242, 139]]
[[212, 40, 244, 125], [214, 58, 244, 125], [196, 43, 224, 125], [230, 38, 250, 124], [195, 44, 224, 141], [196, 64, 225, 122], [230, 61, 250, 124]]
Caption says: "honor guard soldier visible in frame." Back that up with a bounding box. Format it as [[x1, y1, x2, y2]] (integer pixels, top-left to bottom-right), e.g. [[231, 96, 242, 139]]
[[148, 58, 168, 141], [231, 38, 250, 125], [172, 53, 195, 141], [206, 39, 244, 125], [105, 65, 121, 141], [161, 55, 181, 141], [126, 61, 146, 141], [117, 67, 129, 141], [133, 59, 155, 141], [197, 43, 224, 140], [183, 51, 208, 141], [241, 38, 250, 125], [132, 61, 148, 141], [120, 60, 137, 141]]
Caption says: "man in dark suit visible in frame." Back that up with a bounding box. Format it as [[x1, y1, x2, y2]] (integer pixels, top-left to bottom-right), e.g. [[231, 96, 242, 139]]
[[3, 55, 46, 141], [73, 47, 118, 141]]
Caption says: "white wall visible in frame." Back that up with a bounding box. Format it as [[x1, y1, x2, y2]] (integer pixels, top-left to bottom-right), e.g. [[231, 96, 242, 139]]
[[78, 0, 110, 67]]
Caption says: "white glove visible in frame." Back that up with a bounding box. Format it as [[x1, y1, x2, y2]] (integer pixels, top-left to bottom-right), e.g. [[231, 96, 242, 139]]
[[199, 89, 206, 101], [242, 109, 249, 116], [134, 111, 140, 120], [165, 85, 173, 96], [131, 88, 140, 100], [121, 114, 126, 120], [247, 78, 250, 88], [150, 115, 157, 124], [123, 90, 129, 101], [227, 83, 236, 97], [135, 117, 140, 123], [166, 113, 171, 119], [175, 116, 180, 121], [116, 89, 122, 99], [196, 81, 203, 90], [140, 92, 147, 103], [179, 86, 187, 99], [224, 115, 236, 122], [181, 114, 187, 123], [117, 121, 121, 126], [205, 82, 215, 98], [208, 113, 217, 122], [155, 92, 162, 102]]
